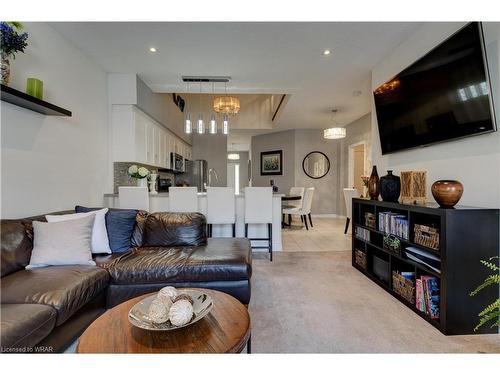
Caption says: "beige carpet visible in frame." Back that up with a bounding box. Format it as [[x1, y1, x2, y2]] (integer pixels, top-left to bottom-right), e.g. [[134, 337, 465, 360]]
[[249, 251, 500, 353]]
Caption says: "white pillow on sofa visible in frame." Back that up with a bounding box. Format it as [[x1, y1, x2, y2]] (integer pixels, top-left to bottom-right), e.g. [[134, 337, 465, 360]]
[[46, 208, 112, 254], [27, 215, 96, 269]]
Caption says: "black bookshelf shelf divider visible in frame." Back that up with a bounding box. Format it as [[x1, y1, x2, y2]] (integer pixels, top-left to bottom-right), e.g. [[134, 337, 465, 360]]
[[1, 84, 72, 116], [352, 198, 499, 335]]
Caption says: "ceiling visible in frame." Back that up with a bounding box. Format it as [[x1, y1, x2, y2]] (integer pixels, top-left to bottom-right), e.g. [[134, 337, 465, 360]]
[[50, 22, 421, 130]]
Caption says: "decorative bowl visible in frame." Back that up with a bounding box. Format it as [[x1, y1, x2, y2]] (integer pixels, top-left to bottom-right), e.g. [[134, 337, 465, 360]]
[[431, 180, 464, 208], [128, 289, 213, 331]]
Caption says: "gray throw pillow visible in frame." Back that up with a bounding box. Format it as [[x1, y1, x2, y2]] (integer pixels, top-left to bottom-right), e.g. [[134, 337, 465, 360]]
[[26, 214, 96, 269]]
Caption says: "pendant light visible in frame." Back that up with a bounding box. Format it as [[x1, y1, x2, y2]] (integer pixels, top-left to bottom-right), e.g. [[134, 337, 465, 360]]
[[197, 82, 205, 134], [222, 113, 229, 135], [323, 109, 346, 139], [184, 82, 192, 134], [209, 82, 217, 134]]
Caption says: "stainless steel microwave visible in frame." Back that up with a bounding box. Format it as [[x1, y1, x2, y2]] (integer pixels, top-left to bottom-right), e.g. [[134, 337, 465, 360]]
[[170, 152, 184, 173]]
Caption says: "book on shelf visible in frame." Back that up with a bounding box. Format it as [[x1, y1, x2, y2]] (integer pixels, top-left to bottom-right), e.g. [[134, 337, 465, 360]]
[[378, 212, 409, 239], [415, 275, 440, 319], [355, 226, 370, 241]]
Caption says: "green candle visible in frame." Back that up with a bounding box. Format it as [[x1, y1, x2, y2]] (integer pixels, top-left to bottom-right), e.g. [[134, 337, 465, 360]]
[[26, 78, 43, 99]]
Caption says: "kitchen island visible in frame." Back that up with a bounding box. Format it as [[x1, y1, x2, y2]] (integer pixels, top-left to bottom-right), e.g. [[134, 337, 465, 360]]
[[103, 192, 283, 251]]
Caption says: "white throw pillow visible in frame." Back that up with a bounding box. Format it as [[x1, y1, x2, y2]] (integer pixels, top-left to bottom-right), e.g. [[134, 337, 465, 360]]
[[46, 208, 112, 254], [27, 215, 96, 269]]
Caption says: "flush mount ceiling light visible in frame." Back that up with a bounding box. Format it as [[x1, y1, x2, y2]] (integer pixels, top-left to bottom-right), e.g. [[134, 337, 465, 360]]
[[149, 47, 157, 52], [227, 153, 240, 160], [322, 49, 332, 56], [323, 109, 346, 139]]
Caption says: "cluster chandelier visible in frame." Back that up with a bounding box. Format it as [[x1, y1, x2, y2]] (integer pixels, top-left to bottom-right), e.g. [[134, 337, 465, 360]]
[[184, 79, 237, 135], [323, 109, 346, 140]]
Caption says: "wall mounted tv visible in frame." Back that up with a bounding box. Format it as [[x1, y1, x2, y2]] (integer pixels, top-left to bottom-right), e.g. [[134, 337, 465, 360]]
[[374, 22, 497, 155]]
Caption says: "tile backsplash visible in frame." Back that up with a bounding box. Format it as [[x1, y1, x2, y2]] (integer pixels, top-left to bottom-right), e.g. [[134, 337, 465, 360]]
[[113, 162, 175, 193]]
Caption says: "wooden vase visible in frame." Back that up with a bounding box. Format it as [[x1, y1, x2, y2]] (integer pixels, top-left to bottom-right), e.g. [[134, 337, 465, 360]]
[[368, 166, 380, 200], [431, 180, 463, 208]]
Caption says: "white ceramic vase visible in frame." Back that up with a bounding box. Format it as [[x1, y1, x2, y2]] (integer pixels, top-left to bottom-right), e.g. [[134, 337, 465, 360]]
[[136, 178, 148, 188]]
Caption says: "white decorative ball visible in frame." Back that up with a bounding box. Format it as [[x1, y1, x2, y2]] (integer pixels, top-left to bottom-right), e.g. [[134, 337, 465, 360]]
[[168, 300, 194, 327], [158, 286, 178, 302], [148, 298, 169, 324]]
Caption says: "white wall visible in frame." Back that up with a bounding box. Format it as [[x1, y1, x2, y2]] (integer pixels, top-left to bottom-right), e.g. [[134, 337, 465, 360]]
[[371, 22, 500, 208], [1, 23, 108, 218]]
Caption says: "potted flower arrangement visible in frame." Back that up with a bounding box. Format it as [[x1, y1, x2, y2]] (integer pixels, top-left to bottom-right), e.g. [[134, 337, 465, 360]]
[[128, 165, 150, 187], [1, 22, 29, 86]]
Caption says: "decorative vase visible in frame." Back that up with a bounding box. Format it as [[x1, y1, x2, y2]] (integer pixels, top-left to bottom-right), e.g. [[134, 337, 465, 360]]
[[1, 54, 10, 85], [136, 178, 148, 188], [431, 180, 463, 208], [380, 170, 401, 202], [368, 166, 380, 200], [26, 77, 43, 99], [149, 173, 158, 195]]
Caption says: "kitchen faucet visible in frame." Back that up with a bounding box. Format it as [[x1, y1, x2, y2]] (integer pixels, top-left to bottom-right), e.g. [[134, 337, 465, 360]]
[[208, 168, 219, 187]]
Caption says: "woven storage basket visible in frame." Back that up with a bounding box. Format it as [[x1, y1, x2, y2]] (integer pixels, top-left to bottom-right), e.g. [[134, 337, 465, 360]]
[[414, 224, 440, 251], [392, 272, 415, 304], [355, 249, 367, 270]]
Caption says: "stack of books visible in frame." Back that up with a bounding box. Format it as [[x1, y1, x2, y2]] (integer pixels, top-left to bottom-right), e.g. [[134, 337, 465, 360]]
[[415, 276, 440, 320], [378, 212, 409, 239], [354, 226, 370, 241]]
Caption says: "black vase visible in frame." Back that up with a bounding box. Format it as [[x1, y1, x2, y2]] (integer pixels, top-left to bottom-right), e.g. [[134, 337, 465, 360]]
[[380, 170, 401, 202]]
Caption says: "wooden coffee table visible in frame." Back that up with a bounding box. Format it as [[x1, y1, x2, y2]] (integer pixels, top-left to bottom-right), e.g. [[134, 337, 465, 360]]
[[77, 289, 251, 353]]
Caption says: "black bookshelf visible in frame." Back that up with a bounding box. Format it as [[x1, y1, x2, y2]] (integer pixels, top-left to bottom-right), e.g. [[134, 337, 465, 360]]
[[352, 198, 499, 335], [1, 84, 72, 116]]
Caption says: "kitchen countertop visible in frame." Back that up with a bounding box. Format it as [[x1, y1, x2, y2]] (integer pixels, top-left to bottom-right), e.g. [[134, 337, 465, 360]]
[[104, 192, 285, 197]]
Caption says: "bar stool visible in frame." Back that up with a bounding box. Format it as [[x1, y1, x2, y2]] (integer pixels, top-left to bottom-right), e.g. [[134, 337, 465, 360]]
[[244, 187, 273, 261], [169, 187, 198, 212], [118, 187, 149, 211], [207, 187, 236, 237]]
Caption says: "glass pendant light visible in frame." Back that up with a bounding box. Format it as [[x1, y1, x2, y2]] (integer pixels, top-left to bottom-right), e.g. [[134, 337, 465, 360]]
[[185, 113, 192, 134], [197, 82, 205, 134], [222, 113, 229, 135], [209, 113, 217, 134], [209, 83, 217, 134], [184, 82, 192, 134]]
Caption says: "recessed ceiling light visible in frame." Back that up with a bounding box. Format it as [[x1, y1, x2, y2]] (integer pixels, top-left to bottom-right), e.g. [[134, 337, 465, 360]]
[[322, 49, 332, 56], [149, 47, 157, 53]]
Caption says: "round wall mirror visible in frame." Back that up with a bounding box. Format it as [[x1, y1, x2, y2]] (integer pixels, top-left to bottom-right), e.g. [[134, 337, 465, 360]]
[[302, 151, 330, 179]]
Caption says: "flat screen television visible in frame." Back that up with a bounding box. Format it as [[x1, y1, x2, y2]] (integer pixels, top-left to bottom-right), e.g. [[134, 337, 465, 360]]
[[374, 22, 497, 155]]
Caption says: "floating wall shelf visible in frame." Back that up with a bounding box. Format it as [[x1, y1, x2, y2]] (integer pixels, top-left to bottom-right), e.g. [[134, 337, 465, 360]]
[[0, 84, 72, 117]]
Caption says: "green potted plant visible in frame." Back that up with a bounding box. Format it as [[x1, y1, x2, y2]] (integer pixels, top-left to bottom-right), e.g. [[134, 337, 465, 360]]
[[469, 256, 499, 331], [0, 22, 29, 86]]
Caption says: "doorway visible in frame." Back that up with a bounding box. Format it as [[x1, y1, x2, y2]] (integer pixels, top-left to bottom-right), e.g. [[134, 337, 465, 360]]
[[348, 141, 366, 193]]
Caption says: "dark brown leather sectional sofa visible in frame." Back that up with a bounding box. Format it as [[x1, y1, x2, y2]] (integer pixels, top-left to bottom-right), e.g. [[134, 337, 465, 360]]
[[0, 210, 252, 353]]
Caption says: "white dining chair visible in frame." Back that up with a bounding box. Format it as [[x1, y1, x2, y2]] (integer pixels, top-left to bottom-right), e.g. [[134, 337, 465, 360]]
[[283, 187, 315, 230], [343, 188, 359, 234], [118, 187, 149, 211], [207, 187, 236, 237], [169, 187, 199, 212], [244, 187, 273, 261], [289, 187, 305, 208]]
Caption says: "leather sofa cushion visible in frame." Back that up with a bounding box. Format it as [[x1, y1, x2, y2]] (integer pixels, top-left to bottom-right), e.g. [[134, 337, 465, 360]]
[[1, 211, 74, 277], [142, 212, 207, 247], [100, 238, 251, 284], [1, 266, 109, 326], [1, 220, 33, 277], [1, 304, 57, 351]]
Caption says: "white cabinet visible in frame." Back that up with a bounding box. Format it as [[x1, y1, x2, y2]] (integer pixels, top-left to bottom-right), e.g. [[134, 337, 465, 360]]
[[112, 105, 191, 169]]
